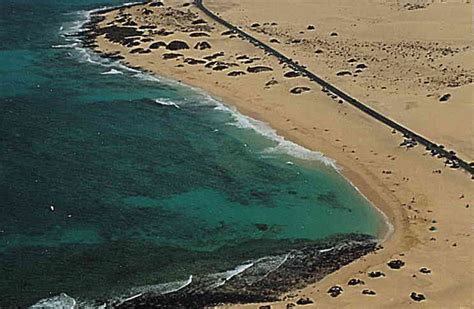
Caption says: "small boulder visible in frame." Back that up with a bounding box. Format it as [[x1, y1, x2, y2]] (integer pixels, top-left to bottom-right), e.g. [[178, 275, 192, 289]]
[[419, 267, 431, 274], [410, 292, 426, 302], [362, 289, 377, 296], [192, 18, 207, 25], [307, 25, 315, 30], [189, 32, 210, 37], [296, 297, 313, 305], [270, 38, 280, 44], [368, 271, 385, 278], [149, 41, 167, 49], [259, 306, 271, 309], [330, 32, 338, 36], [327, 285, 343, 297], [336, 71, 352, 76], [347, 278, 365, 286], [194, 41, 212, 50], [290, 87, 310, 94], [166, 40, 189, 50], [387, 259, 405, 270], [149, 1, 164, 7], [356, 63, 368, 69], [162, 53, 183, 60], [284, 71, 300, 78], [251, 23, 260, 28], [228, 71, 246, 77], [439, 93, 451, 102], [247, 66, 273, 73]]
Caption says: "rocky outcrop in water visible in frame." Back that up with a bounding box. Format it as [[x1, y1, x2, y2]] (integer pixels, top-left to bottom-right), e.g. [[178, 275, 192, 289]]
[[110, 234, 377, 309]]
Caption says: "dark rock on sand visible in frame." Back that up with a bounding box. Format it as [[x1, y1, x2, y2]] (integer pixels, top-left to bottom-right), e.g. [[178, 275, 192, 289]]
[[204, 52, 224, 61], [251, 23, 260, 28], [315, 49, 324, 54], [156, 29, 174, 36], [330, 32, 338, 36], [192, 18, 208, 25], [149, 41, 167, 49], [410, 292, 426, 302], [166, 40, 189, 50], [184, 58, 206, 65], [284, 71, 300, 78], [259, 306, 271, 309], [296, 297, 314, 305], [362, 289, 377, 296], [221, 30, 235, 36], [149, 1, 164, 7], [190, 32, 210, 38], [419, 267, 431, 274], [307, 25, 315, 30], [162, 53, 183, 60], [265, 79, 279, 87], [194, 41, 212, 50], [290, 87, 311, 94], [213, 65, 229, 71], [348, 278, 365, 286], [356, 63, 368, 69], [286, 303, 295, 308], [327, 285, 343, 297], [439, 93, 451, 102], [247, 66, 273, 73], [130, 48, 148, 54], [336, 71, 352, 76], [270, 38, 280, 44], [368, 271, 385, 278], [387, 259, 405, 270], [139, 24, 157, 30], [228, 71, 246, 77]]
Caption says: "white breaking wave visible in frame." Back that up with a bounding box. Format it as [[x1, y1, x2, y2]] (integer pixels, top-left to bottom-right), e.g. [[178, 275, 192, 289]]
[[209, 96, 337, 167], [154, 99, 181, 109], [209, 262, 254, 288], [29, 293, 76, 309], [101, 69, 123, 75], [52, 43, 78, 49]]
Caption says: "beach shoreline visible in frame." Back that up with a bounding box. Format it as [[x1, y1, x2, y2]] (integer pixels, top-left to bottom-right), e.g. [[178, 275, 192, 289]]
[[83, 0, 473, 307]]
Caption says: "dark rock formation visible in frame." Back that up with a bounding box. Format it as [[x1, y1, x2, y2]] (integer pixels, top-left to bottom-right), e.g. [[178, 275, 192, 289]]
[[149, 41, 167, 49], [156, 29, 174, 36], [221, 30, 235, 36], [419, 267, 431, 274], [439, 93, 451, 102], [265, 79, 279, 87], [228, 71, 246, 77], [192, 19, 208, 25], [190, 32, 210, 38], [296, 297, 314, 305], [307, 25, 315, 30], [166, 40, 190, 50], [347, 278, 365, 286], [336, 71, 352, 76], [356, 63, 368, 69], [107, 234, 376, 309], [410, 292, 426, 302], [330, 32, 338, 36], [251, 23, 260, 28], [213, 64, 229, 71], [184, 58, 206, 65], [315, 49, 324, 54], [387, 259, 405, 270], [327, 285, 343, 297], [203, 52, 224, 61], [139, 24, 157, 30], [284, 71, 300, 78], [130, 48, 150, 54], [149, 1, 164, 7], [259, 305, 271, 309], [270, 38, 280, 44], [290, 87, 311, 94], [362, 289, 376, 296], [368, 271, 385, 278], [247, 66, 273, 73], [162, 53, 183, 60], [347, 58, 357, 63], [194, 41, 212, 50]]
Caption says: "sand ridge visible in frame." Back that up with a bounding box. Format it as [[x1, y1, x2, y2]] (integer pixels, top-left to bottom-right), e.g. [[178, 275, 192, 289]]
[[88, 0, 473, 307]]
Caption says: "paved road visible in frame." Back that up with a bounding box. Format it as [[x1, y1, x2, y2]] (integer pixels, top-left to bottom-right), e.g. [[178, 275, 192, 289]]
[[193, 0, 474, 176]]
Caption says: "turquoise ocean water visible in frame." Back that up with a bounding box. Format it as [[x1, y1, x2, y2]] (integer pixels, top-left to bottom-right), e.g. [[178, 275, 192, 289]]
[[0, 0, 385, 306]]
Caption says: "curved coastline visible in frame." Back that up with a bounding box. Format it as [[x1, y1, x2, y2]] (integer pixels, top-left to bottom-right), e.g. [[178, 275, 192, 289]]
[[72, 1, 400, 305]]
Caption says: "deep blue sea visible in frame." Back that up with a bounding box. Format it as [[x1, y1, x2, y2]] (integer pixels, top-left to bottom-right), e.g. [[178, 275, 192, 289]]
[[0, 0, 385, 307]]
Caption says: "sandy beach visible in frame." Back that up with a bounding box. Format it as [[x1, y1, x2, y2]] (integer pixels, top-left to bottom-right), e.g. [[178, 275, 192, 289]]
[[87, 0, 473, 307]]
